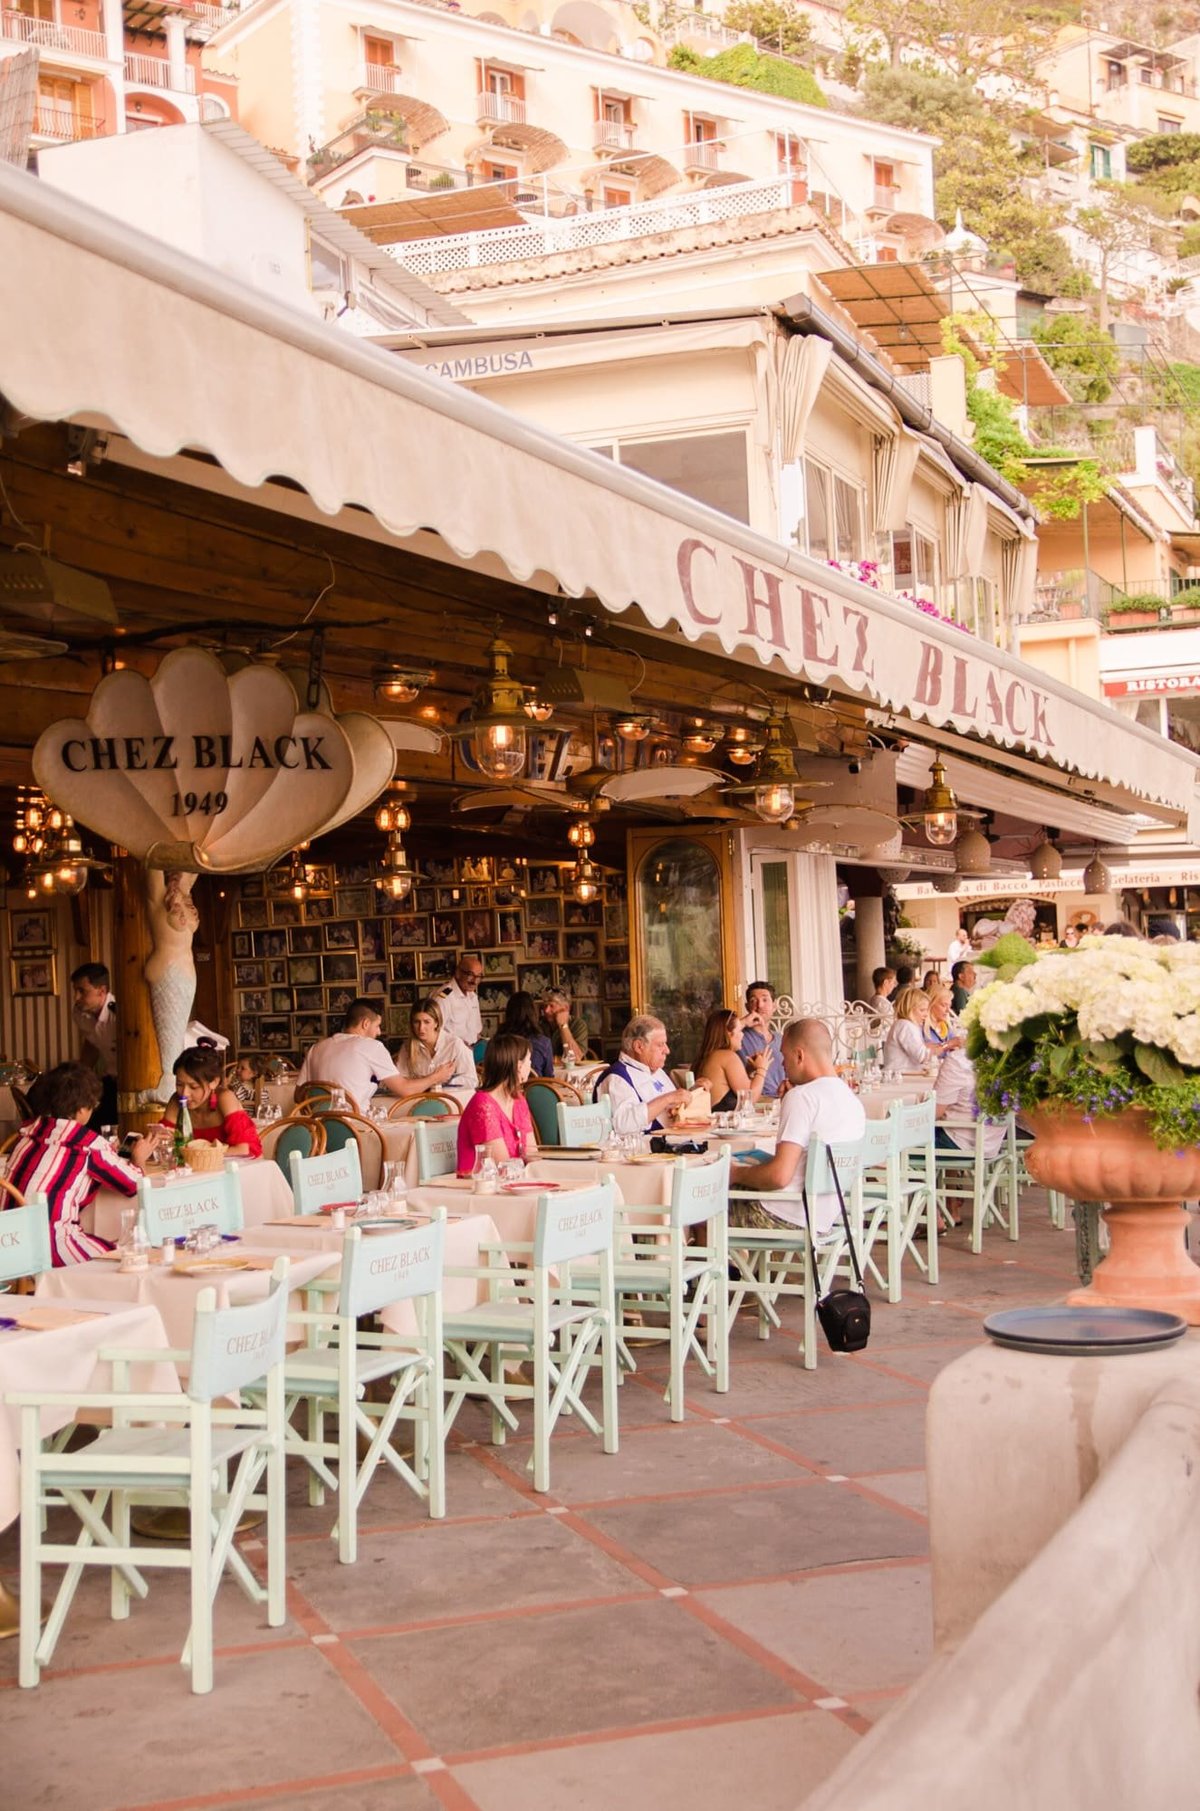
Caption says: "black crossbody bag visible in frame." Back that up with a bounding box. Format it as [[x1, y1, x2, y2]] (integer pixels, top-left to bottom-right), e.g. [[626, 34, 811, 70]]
[[800, 1146, 872, 1354]]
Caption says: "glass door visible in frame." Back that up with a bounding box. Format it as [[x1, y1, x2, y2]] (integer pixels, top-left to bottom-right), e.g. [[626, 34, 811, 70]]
[[748, 853, 796, 1009], [628, 829, 735, 1068]]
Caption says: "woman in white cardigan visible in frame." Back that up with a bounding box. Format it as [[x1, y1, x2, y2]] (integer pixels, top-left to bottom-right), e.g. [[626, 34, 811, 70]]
[[883, 986, 933, 1072]]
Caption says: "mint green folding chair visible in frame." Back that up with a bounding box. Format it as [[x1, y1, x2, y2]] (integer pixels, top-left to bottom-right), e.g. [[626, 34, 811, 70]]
[[414, 1117, 457, 1183], [442, 1181, 619, 1493], [555, 1097, 613, 1148], [861, 1099, 938, 1303], [280, 1217, 447, 1563], [935, 1112, 1020, 1253], [575, 1148, 731, 1420], [137, 1166, 244, 1243], [728, 1137, 866, 1370], [0, 1193, 52, 1286], [12, 1258, 290, 1695], [288, 1142, 363, 1215]]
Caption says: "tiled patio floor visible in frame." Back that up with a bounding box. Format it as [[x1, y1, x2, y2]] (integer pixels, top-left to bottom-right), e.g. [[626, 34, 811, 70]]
[[2, 1201, 1077, 1811]]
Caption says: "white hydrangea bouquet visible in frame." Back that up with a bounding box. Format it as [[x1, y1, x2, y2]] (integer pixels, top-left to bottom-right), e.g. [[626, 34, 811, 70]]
[[962, 933, 1200, 1148]]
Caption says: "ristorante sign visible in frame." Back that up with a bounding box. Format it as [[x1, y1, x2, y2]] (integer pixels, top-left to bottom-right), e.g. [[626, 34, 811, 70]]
[[33, 649, 396, 871], [675, 537, 1057, 757]]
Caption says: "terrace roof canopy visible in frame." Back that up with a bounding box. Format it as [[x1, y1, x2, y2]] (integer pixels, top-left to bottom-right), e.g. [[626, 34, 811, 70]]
[[1, 161, 1198, 829]]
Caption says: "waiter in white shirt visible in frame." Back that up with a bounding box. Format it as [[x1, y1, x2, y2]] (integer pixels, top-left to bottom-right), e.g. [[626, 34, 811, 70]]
[[437, 952, 484, 1050], [599, 1014, 697, 1137], [71, 960, 118, 1130], [947, 924, 974, 967]]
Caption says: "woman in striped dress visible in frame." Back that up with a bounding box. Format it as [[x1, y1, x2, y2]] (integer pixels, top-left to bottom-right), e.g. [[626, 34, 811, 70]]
[[4, 1062, 157, 1266]]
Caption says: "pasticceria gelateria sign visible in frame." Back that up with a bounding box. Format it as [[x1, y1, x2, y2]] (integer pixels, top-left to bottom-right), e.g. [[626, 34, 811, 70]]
[[33, 648, 396, 872]]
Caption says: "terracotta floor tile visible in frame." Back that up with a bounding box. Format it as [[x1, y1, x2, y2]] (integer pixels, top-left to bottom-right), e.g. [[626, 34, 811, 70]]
[[755, 1401, 929, 1475], [285, 1507, 638, 1631], [455, 1707, 858, 1811], [351, 1597, 798, 1751], [581, 1475, 928, 1586], [701, 1563, 934, 1695], [859, 1471, 928, 1516], [485, 1418, 806, 1504], [5, 1645, 400, 1810]]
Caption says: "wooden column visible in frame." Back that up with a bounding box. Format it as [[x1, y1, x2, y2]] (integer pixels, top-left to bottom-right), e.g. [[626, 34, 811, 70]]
[[113, 855, 162, 1134]]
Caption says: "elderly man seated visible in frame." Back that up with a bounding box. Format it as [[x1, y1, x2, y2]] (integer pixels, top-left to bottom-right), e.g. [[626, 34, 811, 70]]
[[729, 1019, 865, 1234], [598, 1014, 697, 1137]]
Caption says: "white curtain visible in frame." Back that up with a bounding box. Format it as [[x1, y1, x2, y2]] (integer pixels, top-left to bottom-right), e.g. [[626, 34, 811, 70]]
[[793, 852, 843, 1008], [1000, 532, 1037, 618], [775, 334, 833, 465], [945, 483, 990, 580], [873, 428, 921, 533]]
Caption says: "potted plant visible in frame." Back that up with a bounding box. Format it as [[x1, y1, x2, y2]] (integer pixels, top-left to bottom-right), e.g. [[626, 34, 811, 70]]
[[964, 934, 1200, 1319], [1170, 585, 1200, 625], [1104, 593, 1167, 629]]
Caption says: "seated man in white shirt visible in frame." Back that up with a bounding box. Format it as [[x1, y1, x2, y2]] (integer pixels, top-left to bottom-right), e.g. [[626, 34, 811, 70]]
[[730, 1018, 866, 1236], [598, 1014, 697, 1137], [297, 998, 452, 1114]]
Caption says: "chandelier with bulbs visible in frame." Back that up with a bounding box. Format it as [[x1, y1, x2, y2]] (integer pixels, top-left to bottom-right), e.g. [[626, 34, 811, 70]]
[[11, 786, 101, 897]]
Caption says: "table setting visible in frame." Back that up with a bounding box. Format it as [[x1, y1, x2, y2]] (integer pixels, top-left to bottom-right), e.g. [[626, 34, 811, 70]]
[[84, 1155, 294, 1244]]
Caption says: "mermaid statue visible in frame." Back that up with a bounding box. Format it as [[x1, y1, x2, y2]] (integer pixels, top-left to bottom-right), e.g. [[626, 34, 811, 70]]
[[145, 869, 200, 1101]]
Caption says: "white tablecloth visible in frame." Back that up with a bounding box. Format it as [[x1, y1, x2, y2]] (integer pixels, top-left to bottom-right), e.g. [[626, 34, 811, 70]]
[[37, 1246, 339, 1350], [85, 1158, 294, 1244], [859, 1082, 933, 1121], [244, 1211, 504, 1334], [0, 1299, 178, 1531]]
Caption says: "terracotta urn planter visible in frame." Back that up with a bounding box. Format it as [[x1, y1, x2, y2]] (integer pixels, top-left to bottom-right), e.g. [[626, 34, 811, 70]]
[[1025, 1105, 1200, 1322]]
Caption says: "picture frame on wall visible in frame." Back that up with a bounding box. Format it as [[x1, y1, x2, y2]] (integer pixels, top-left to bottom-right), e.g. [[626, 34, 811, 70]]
[[461, 854, 493, 883], [360, 963, 387, 998], [605, 942, 630, 968], [525, 897, 561, 931], [233, 961, 264, 988], [327, 985, 355, 1017], [334, 884, 373, 919], [294, 985, 325, 1012], [479, 984, 510, 1017], [323, 952, 359, 984], [603, 968, 631, 1001], [389, 914, 429, 949], [293, 1014, 323, 1044], [435, 886, 464, 910], [289, 926, 323, 955], [270, 988, 294, 1014], [529, 867, 561, 896], [385, 1004, 411, 1035], [424, 857, 456, 885], [495, 909, 523, 946], [10, 909, 52, 949], [561, 963, 601, 998], [417, 950, 455, 983], [468, 886, 492, 909], [340, 862, 372, 886], [430, 911, 461, 948], [231, 931, 253, 961], [239, 876, 265, 900], [389, 981, 417, 1007], [359, 919, 386, 962], [264, 959, 288, 987], [462, 908, 492, 949], [239, 988, 269, 1014], [253, 930, 288, 960], [564, 901, 603, 928], [10, 954, 56, 996], [304, 865, 334, 897], [259, 1017, 293, 1051], [289, 956, 321, 987], [390, 949, 417, 980], [414, 886, 436, 914], [525, 930, 560, 962], [323, 922, 357, 951], [564, 931, 600, 961], [305, 895, 334, 922], [482, 949, 514, 979], [516, 963, 553, 1000], [236, 1015, 258, 1049], [238, 899, 269, 930], [270, 900, 302, 927]]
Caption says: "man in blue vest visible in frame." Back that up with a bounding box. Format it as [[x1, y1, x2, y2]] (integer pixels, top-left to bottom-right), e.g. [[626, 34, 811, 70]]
[[599, 1014, 697, 1137], [738, 980, 787, 1098]]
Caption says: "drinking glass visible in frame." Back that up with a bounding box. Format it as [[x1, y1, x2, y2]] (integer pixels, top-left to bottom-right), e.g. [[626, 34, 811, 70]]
[[382, 1161, 407, 1204], [499, 1159, 524, 1187], [735, 1090, 751, 1127]]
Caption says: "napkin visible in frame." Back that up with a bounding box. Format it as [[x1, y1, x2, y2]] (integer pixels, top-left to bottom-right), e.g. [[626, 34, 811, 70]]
[[10, 1306, 105, 1331]]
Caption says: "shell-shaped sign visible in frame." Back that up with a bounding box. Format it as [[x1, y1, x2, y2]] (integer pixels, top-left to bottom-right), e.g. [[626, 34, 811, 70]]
[[33, 649, 363, 872]]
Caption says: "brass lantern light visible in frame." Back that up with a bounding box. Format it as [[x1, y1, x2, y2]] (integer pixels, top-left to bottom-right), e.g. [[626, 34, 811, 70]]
[[448, 636, 568, 782], [725, 717, 803, 825], [571, 857, 601, 904], [921, 758, 959, 848]]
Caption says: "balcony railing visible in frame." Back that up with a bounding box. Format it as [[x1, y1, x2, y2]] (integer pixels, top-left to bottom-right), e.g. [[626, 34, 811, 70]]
[[183, 2, 240, 33], [356, 62, 406, 97], [476, 90, 525, 126], [871, 182, 901, 211], [33, 104, 105, 140], [391, 175, 791, 276], [124, 52, 196, 93], [683, 139, 721, 172], [594, 119, 636, 153], [1, 10, 106, 57]]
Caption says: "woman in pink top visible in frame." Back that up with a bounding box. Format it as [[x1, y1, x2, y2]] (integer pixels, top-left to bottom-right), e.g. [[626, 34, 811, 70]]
[[457, 1033, 538, 1175]]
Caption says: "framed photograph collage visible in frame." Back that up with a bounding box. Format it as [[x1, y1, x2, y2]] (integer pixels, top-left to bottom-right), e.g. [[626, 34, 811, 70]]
[[229, 858, 631, 1059]]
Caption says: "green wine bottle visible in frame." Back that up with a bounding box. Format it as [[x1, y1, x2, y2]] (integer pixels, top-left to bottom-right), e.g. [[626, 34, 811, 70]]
[[173, 1095, 193, 1167]]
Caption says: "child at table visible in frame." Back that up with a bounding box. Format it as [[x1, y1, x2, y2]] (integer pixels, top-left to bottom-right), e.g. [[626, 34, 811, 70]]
[[3, 1061, 158, 1265], [230, 1052, 271, 1109]]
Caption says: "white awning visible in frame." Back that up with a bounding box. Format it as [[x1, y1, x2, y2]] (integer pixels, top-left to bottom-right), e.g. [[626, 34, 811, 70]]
[[2, 162, 1199, 821]]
